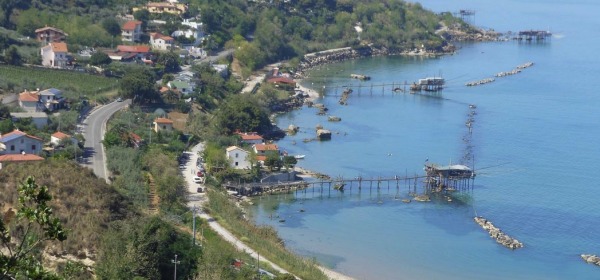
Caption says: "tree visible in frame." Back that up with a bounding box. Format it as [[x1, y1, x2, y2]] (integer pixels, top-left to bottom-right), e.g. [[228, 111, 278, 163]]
[[119, 68, 159, 104], [90, 52, 112, 66], [101, 18, 121, 37], [0, 0, 31, 28], [3, 45, 22, 66], [133, 9, 150, 30], [215, 95, 272, 135], [282, 155, 297, 170], [264, 152, 282, 171], [155, 51, 180, 73], [0, 176, 67, 279]]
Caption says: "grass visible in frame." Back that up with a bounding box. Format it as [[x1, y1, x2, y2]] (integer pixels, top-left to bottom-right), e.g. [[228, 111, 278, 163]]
[[0, 65, 119, 99]]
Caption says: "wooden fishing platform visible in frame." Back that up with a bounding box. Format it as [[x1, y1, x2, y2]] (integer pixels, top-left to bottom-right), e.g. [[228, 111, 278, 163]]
[[515, 30, 551, 41], [225, 165, 475, 197]]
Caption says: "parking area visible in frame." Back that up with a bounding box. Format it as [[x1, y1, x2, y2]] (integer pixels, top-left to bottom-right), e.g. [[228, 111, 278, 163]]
[[181, 143, 207, 207]]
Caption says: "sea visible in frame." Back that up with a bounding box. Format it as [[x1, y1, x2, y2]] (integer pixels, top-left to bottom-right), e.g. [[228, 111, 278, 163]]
[[249, 1, 600, 279]]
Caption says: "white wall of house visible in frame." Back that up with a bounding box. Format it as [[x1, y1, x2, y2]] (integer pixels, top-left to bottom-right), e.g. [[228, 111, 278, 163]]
[[151, 37, 173, 50], [41, 47, 67, 68], [18, 100, 39, 112], [226, 147, 251, 169]]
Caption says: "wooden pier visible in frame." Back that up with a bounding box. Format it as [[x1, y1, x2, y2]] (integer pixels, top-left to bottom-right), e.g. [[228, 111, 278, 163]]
[[225, 167, 475, 198], [515, 30, 551, 41]]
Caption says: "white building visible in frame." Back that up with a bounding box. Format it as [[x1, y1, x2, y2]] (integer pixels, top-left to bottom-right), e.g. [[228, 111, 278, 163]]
[[10, 112, 48, 129], [38, 88, 63, 111], [41, 42, 69, 68], [150, 32, 175, 51], [51, 131, 77, 147], [171, 18, 205, 46], [121, 20, 142, 42], [226, 146, 251, 170]]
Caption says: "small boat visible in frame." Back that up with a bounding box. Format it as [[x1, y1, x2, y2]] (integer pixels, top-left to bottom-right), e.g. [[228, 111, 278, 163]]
[[294, 155, 305, 159]]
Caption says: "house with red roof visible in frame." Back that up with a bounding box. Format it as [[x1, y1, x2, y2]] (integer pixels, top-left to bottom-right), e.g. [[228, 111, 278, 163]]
[[252, 143, 279, 156], [114, 45, 151, 60], [235, 132, 264, 145], [121, 20, 142, 42], [18, 90, 41, 112], [35, 26, 67, 44], [225, 146, 251, 170], [0, 130, 44, 155], [153, 117, 174, 132], [41, 42, 69, 68], [150, 32, 174, 51], [51, 131, 77, 147], [0, 154, 44, 170]]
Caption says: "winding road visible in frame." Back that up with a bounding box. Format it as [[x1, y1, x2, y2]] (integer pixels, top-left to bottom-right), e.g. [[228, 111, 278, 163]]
[[80, 99, 131, 182]]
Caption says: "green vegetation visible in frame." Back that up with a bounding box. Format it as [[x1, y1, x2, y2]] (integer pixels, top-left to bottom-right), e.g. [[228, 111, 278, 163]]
[[0, 176, 67, 279], [0, 65, 119, 97], [0, 160, 131, 279], [119, 68, 160, 104]]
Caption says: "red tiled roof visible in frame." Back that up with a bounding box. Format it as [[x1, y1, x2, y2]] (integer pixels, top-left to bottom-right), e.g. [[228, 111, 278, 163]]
[[122, 20, 142, 31], [256, 155, 267, 162], [267, 77, 296, 85], [117, 45, 150, 53], [52, 131, 70, 140], [254, 144, 279, 151], [0, 154, 44, 162], [50, 42, 68, 52], [19, 92, 39, 102], [150, 32, 174, 41], [129, 132, 142, 142], [35, 26, 67, 35], [154, 117, 173, 124], [237, 133, 263, 141]]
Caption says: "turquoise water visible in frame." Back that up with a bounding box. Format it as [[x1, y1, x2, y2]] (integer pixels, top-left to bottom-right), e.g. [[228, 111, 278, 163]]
[[250, 1, 600, 279]]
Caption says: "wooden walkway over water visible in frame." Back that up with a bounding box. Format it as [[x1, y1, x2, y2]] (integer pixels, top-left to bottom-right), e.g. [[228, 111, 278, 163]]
[[226, 173, 475, 197]]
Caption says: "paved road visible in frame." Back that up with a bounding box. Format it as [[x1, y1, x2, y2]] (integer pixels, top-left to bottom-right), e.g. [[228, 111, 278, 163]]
[[194, 49, 234, 65], [81, 99, 131, 182]]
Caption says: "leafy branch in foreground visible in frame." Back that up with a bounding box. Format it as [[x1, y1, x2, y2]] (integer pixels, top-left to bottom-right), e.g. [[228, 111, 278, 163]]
[[0, 176, 67, 280]]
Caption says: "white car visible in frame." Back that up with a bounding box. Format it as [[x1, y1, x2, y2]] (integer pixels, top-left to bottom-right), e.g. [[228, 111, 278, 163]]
[[193, 176, 203, 184]]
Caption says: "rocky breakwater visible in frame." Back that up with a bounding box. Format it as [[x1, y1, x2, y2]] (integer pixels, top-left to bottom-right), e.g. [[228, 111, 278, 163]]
[[581, 254, 600, 266], [296, 47, 364, 78], [474, 216, 524, 250]]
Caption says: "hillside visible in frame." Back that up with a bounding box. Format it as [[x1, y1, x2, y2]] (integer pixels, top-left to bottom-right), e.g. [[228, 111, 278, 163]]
[[0, 160, 133, 276]]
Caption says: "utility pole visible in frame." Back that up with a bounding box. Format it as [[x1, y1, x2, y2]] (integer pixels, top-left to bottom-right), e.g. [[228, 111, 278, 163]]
[[192, 206, 197, 245], [171, 254, 180, 280]]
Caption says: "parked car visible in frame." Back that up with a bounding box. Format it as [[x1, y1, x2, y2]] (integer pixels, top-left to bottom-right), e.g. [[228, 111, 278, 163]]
[[196, 171, 204, 177], [116, 97, 123, 102], [193, 176, 203, 184]]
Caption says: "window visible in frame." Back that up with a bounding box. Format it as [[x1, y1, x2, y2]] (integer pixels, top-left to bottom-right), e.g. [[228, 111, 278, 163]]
[[32, 145, 36, 150], [163, 125, 166, 129], [10, 145, 15, 151], [235, 153, 238, 158], [235, 162, 238, 166]]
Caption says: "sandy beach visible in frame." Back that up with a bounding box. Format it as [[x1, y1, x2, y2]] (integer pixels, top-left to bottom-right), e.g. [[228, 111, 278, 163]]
[[295, 79, 322, 101]]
